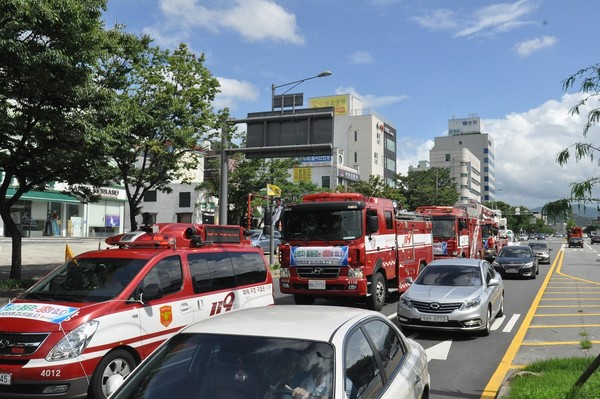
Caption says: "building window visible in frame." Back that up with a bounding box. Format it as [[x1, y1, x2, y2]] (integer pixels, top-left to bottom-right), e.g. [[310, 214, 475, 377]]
[[376, 132, 381, 145], [354, 130, 358, 141], [374, 152, 379, 165], [385, 157, 395, 172], [144, 190, 157, 202], [354, 152, 358, 163], [445, 154, 451, 162], [385, 137, 395, 152], [179, 192, 191, 208], [322, 176, 330, 188]]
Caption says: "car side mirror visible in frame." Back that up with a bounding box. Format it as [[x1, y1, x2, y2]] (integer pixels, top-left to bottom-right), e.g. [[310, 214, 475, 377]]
[[406, 277, 414, 285], [489, 277, 500, 286]]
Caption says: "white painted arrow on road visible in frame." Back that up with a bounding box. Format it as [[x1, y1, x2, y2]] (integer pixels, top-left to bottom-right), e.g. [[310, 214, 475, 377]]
[[425, 339, 452, 362]]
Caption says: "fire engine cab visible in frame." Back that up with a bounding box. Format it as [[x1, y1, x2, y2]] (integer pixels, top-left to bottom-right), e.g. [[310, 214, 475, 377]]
[[278, 193, 433, 311], [0, 223, 274, 399]]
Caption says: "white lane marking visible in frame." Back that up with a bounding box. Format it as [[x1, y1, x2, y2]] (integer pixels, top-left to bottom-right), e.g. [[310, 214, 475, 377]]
[[503, 314, 521, 332], [491, 315, 506, 331], [425, 340, 452, 362]]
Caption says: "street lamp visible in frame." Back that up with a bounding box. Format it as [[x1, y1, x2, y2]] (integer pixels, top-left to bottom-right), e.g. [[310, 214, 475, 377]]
[[271, 70, 332, 111]]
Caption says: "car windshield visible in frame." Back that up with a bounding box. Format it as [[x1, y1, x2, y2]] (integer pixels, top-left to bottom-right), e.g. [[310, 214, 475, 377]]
[[415, 265, 482, 286], [431, 218, 456, 238], [23, 258, 146, 302], [111, 333, 334, 399], [283, 209, 362, 241], [250, 230, 262, 239], [499, 248, 532, 258]]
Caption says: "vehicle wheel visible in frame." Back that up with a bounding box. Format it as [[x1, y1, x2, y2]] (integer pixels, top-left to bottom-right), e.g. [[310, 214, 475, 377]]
[[89, 349, 136, 399], [480, 307, 492, 336], [293, 294, 315, 305], [497, 293, 504, 317], [370, 272, 386, 311]]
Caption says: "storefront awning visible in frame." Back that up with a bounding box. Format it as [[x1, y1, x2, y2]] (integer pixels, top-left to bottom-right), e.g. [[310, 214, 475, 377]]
[[6, 189, 80, 204]]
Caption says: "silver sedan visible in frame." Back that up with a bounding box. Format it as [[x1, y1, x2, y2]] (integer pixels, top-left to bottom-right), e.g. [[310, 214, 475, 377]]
[[397, 258, 504, 336], [107, 306, 430, 399]]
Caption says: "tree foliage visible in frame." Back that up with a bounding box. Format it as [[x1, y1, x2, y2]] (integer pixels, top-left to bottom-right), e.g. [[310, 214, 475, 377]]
[[94, 37, 223, 230], [198, 153, 312, 225], [397, 167, 459, 210], [544, 63, 600, 220], [0, 0, 111, 278], [341, 175, 406, 206]]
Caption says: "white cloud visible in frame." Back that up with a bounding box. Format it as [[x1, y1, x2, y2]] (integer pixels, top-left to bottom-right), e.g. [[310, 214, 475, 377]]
[[334, 86, 409, 108], [213, 77, 259, 111], [411, 9, 458, 32], [156, 0, 303, 44], [348, 51, 375, 65], [398, 93, 600, 208], [413, 0, 539, 39], [514, 36, 557, 56]]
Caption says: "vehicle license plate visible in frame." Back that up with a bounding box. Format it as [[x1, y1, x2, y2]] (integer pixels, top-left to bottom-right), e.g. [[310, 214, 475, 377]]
[[505, 268, 519, 273], [0, 372, 11, 385], [308, 280, 325, 290], [420, 315, 448, 322]]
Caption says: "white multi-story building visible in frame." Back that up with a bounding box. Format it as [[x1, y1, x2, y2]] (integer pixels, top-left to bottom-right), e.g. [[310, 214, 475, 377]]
[[429, 115, 496, 204], [289, 94, 397, 189], [135, 150, 217, 229]]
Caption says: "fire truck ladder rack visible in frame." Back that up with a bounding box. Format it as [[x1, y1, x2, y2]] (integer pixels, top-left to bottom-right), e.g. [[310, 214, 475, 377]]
[[395, 210, 430, 221]]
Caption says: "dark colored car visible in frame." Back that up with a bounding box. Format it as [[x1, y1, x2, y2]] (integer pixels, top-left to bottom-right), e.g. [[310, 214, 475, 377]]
[[568, 237, 584, 248], [591, 235, 600, 244], [492, 245, 539, 279]]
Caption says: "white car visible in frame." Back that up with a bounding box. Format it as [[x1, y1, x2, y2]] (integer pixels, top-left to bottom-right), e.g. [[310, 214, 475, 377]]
[[107, 306, 430, 399]]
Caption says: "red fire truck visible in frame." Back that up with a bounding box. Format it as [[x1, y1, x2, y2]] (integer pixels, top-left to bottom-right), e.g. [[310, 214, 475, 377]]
[[278, 193, 433, 311], [0, 223, 274, 399], [416, 202, 509, 260]]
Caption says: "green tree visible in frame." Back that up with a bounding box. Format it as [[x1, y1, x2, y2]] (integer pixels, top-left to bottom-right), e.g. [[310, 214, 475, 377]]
[[94, 38, 223, 230], [198, 153, 309, 225], [543, 63, 600, 219], [0, 0, 112, 279], [397, 167, 458, 210], [342, 175, 406, 205]]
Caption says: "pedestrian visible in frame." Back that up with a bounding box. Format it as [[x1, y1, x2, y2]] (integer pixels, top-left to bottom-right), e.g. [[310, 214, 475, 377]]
[[51, 210, 60, 236]]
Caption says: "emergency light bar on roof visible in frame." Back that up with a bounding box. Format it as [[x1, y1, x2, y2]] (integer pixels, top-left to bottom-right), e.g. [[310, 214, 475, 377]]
[[105, 223, 245, 248]]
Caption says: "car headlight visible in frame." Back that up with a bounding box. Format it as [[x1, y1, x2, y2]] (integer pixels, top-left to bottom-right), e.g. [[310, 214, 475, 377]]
[[460, 296, 481, 310], [279, 268, 290, 278], [399, 296, 413, 309], [524, 261, 534, 269], [348, 267, 364, 279], [46, 320, 99, 361]]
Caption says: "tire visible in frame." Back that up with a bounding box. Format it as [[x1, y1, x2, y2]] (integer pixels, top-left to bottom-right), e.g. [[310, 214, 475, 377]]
[[370, 272, 386, 311], [293, 294, 315, 305], [480, 307, 492, 336], [497, 293, 504, 317], [89, 349, 136, 399]]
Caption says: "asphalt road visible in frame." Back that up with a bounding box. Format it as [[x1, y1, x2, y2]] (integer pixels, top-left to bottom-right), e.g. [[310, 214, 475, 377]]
[[3, 236, 600, 399]]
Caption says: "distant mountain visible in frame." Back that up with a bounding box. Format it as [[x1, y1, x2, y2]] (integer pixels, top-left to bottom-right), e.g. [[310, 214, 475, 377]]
[[531, 205, 600, 226]]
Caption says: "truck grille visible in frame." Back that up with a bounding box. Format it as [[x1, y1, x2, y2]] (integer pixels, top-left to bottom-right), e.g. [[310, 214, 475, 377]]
[[411, 300, 462, 314], [0, 332, 49, 356], [296, 266, 341, 279]]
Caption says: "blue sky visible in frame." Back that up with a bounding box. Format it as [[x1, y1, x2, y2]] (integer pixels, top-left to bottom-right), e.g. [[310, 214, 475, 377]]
[[103, 0, 600, 209]]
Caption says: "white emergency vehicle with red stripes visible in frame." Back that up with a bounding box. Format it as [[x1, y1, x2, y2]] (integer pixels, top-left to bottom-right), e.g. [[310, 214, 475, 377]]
[[278, 193, 433, 311], [0, 223, 274, 399]]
